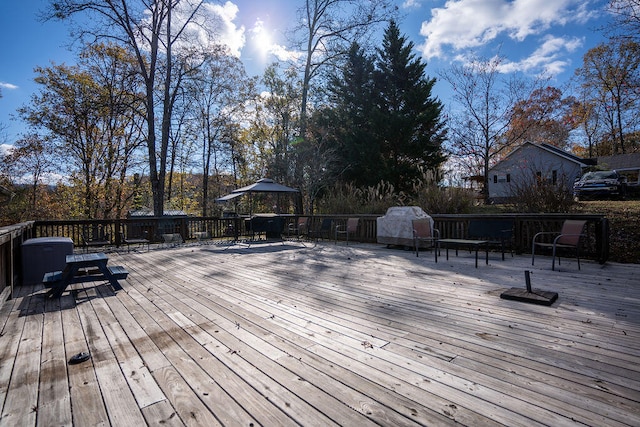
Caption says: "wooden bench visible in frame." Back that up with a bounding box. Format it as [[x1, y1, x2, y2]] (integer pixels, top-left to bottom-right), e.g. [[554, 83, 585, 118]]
[[107, 265, 129, 280], [120, 232, 149, 252], [42, 265, 128, 288]]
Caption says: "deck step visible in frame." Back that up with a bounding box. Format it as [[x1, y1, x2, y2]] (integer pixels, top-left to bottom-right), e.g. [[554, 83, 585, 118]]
[[108, 265, 129, 280]]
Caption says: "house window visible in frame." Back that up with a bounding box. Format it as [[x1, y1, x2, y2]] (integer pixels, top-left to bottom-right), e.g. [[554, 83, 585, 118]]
[[552, 170, 558, 184], [493, 175, 498, 183], [506, 174, 511, 183]]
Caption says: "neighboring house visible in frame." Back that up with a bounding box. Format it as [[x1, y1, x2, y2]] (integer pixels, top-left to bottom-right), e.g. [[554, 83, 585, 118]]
[[596, 152, 640, 188], [487, 142, 593, 202]]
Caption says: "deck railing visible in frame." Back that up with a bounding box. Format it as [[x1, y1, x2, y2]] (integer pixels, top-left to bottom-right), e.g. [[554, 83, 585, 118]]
[[0, 222, 35, 298], [323, 213, 608, 263], [1, 213, 608, 294], [431, 213, 609, 263], [32, 213, 609, 260]]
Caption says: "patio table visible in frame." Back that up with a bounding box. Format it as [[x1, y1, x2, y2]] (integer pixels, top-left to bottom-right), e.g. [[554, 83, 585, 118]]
[[45, 252, 127, 298], [438, 238, 489, 268]]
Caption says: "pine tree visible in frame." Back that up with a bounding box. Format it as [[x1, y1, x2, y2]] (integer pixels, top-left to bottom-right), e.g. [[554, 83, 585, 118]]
[[373, 20, 447, 191], [327, 43, 382, 186]]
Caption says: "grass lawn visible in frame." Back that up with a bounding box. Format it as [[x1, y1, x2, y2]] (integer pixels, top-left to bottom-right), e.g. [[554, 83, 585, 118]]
[[576, 200, 640, 264]]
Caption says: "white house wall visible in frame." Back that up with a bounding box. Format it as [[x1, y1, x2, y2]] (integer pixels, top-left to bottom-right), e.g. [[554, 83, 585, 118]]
[[488, 144, 583, 200]]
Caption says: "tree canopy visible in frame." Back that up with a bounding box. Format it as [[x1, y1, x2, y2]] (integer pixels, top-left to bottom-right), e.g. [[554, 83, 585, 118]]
[[3, 2, 640, 223], [325, 21, 447, 193]]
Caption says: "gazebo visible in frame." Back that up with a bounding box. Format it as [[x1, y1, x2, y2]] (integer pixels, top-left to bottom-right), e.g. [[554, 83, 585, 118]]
[[216, 178, 301, 239], [215, 178, 300, 216]]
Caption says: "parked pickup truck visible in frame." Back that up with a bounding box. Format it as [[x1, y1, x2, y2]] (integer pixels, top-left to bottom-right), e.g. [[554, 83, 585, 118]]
[[573, 170, 627, 200]]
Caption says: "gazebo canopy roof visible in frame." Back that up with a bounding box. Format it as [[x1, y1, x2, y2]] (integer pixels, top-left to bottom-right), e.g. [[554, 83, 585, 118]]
[[215, 178, 299, 204], [231, 178, 299, 194]]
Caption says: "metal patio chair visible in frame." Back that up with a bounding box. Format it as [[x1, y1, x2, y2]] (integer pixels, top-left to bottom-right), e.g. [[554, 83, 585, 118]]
[[532, 219, 587, 270]]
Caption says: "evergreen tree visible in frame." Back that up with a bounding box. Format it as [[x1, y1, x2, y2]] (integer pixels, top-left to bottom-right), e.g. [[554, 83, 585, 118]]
[[373, 21, 447, 191], [327, 43, 381, 186]]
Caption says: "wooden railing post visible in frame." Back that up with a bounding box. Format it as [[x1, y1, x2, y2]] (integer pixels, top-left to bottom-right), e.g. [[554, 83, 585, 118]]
[[114, 219, 122, 246], [596, 217, 609, 264], [180, 217, 189, 240]]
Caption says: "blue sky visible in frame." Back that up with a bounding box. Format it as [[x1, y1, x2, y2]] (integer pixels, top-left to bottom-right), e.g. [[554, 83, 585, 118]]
[[1, 0, 611, 148]]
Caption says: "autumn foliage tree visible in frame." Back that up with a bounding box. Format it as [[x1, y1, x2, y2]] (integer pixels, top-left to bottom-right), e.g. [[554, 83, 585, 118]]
[[0, 134, 57, 221], [19, 43, 145, 219], [48, 0, 212, 217], [505, 86, 579, 150], [180, 48, 257, 216], [575, 39, 640, 155]]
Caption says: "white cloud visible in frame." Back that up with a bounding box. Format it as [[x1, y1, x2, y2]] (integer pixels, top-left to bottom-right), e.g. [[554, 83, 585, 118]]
[[0, 82, 18, 90], [202, 1, 246, 56], [156, 0, 246, 57], [497, 35, 584, 75], [247, 17, 301, 63], [402, 0, 423, 8], [0, 144, 14, 156], [419, 0, 588, 59], [268, 44, 302, 62], [174, 2, 301, 64]]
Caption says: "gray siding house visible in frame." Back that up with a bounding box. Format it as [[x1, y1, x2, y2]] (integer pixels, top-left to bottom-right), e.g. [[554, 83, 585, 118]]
[[596, 152, 640, 188], [487, 142, 591, 202]]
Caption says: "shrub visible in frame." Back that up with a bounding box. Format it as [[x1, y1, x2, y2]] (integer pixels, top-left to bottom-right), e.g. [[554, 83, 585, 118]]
[[407, 169, 476, 214], [315, 181, 404, 214], [315, 169, 477, 215], [507, 174, 577, 213]]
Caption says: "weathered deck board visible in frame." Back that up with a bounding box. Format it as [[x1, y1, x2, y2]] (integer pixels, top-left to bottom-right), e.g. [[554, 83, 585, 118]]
[[0, 286, 30, 419], [1, 241, 639, 426], [37, 296, 72, 427], [174, 247, 632, 427], [1, 285, 43, 426], [61, 292, 111, 426]]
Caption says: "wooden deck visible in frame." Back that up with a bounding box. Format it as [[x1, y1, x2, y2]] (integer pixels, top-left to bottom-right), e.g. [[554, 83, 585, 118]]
[[1, 240, 639, 426]]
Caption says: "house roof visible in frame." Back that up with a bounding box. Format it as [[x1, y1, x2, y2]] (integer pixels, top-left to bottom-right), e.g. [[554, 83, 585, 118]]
[[127, 209, 188, 217], [489, 142, 591, 173], [597, 152, 640, 171], [539, 143, 594, 165]]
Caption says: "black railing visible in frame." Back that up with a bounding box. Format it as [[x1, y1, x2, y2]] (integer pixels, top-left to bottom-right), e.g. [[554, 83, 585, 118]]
[[1, 213, 608, 295], [32, 213, 609, 260], [311, 214, 608, 263], [432, 214, 609, 263]]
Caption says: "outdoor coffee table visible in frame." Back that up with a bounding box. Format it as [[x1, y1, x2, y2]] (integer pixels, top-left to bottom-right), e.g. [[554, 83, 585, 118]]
[[438, 239, 489, 268], [44, 252, 128, 298]]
